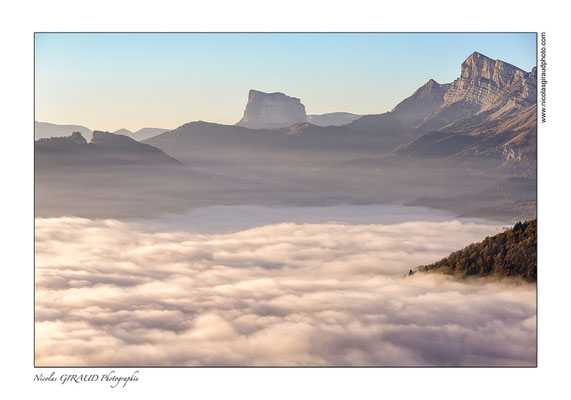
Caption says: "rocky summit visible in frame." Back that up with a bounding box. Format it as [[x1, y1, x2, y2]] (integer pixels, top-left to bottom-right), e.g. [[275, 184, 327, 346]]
[[442, 51, 536, 112], [392, 52, 537, 176], [236, 90, 308, 129]]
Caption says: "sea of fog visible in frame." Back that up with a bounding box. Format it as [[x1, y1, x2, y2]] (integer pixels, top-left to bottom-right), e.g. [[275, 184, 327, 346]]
[[35, 204, 535, 366], [125, 203, 504, 234]]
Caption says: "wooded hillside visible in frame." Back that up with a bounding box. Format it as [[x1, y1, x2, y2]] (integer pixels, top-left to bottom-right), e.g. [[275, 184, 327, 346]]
[[416, 219, 536, 281]]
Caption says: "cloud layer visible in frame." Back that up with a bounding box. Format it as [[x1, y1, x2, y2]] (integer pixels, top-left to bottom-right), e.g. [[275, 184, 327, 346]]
[[35, 218, 536, 366]]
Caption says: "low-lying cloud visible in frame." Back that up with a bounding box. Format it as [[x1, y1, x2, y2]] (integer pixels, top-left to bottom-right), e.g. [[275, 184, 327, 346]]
[[35, 218, 536, 366]]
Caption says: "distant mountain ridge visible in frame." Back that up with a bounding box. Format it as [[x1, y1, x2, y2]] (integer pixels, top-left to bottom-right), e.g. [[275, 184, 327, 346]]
[[35, 121, 169, 142], [35, 131, 220, 219], [38, 52, 535, 161], [307, 112, 362, 127], [112, 127, 171, 141], [35, 130, 182, 168], [146, 51, 536, 175], [35, 121, 93, 141], [37, 51, 537, 221]]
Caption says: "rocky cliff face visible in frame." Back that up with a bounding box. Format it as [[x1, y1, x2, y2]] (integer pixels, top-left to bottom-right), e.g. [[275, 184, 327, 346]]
[[460, 52, 520, 86], [398, 52, 536, 140], [392, 51, 537, 172], [440, 52, 535, 114], [236, 90, 308, 129], [235, 53, 534, 133]]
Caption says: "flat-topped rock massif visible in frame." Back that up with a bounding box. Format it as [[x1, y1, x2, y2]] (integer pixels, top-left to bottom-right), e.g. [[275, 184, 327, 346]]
[[236, 90, 308, 129], [236, 90, 363, 129]]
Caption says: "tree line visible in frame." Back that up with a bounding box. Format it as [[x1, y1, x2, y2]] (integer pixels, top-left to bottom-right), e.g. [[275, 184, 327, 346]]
[[415, 219, 536, 281]]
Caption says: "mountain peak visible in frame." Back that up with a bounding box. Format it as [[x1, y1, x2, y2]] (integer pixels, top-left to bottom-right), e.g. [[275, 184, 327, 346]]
[[463, 51, 493, 67], [417, 79, 442, 92], [460, 51, 521, 86], [236, 89, 307, 129], [467, 51, 486, 59], [391, 78, 449, 118]]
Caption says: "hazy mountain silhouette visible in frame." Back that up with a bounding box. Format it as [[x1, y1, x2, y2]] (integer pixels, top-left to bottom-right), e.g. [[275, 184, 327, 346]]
[[113, 128, 134, 136], [35, 130, 182, 168], [307, 112, 362, 127], [113, 127, 170, 141], [35, 121, 93, 141], [35, 122, 170, 142], [146, 52, 535, 169], [35, 131, 222, 219], [36, 52, 536, 221]]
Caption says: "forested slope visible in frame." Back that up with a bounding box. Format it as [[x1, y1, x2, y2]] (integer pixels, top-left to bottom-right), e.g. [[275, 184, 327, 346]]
[[416, 219, 536, 281]]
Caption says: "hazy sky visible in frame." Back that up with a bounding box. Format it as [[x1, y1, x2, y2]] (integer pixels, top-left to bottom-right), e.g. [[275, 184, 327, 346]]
[[35, 33, 536, 132]]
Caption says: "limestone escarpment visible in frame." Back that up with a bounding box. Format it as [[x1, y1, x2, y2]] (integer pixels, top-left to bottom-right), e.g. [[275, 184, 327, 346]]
[[236, 90, 307, 129], [406, 52, 536, 136], [442, 52, 535, 111]]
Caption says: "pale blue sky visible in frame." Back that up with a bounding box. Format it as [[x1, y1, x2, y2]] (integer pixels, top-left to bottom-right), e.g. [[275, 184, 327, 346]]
[[35, 33, 536, 131]]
